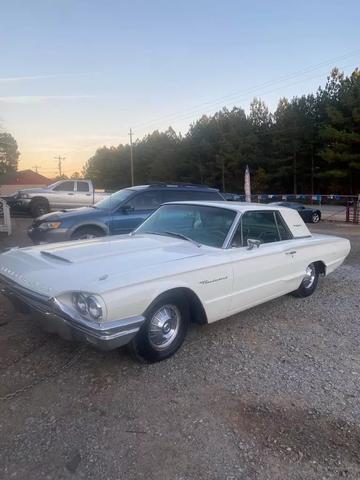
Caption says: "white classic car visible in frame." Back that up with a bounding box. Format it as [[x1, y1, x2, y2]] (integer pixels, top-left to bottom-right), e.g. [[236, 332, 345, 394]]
[[0, 202, 350, 362]]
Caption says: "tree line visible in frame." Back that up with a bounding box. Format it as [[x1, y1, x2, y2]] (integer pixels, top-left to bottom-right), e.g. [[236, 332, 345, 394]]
[[84, 68, 360, 195]]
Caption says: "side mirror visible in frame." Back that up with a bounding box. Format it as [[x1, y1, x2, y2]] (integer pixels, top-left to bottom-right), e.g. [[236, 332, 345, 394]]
[[121, 204, 134, 214], [247, 238, 261, 250]]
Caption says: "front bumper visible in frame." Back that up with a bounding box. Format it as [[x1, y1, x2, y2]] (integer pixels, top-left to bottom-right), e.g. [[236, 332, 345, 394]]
[[7, 198, 31, 212], [28, 226, 71, 244], [0, 275, 144, 351]]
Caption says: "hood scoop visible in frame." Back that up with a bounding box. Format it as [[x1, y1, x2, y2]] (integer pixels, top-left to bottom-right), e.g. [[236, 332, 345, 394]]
[[40, 251, 73, 263]]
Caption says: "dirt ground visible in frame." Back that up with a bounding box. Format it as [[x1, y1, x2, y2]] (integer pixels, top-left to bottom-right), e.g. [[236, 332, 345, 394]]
[[0, 219, 359, 479]]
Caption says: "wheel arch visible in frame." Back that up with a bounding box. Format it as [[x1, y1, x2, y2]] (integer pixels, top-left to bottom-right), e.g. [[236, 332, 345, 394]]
[[70, 222, 109, 237], [313, 260, 326, 276], [29, 196, 49, 207], [144, 287, 208, 325]]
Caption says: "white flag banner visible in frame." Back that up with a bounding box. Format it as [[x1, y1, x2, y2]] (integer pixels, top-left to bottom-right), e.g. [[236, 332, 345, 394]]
[[244, 165, 251, 203]]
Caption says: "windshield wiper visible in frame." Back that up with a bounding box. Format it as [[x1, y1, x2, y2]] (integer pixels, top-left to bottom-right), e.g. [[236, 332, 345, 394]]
[[138, 230, 201, 247], [162, 231, 202, 247]]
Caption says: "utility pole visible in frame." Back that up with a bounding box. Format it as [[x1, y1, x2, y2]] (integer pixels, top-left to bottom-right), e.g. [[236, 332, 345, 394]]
[[129, 128, 134, 186], [54, 155, 66, 177], [33, 165, 40, 173]]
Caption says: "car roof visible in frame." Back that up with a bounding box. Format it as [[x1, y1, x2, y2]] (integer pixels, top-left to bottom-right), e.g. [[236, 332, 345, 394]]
[[164, 200, 288, 212], [128, 184, 220, 192], [162, 201, 311, 238]]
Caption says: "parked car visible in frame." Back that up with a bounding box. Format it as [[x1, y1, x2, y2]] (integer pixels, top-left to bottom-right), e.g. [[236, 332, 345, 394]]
[[222, 192, 243, 201], [7, 179, 108, 217], [27, 183, 224, 244], [0, 202, 350, 362], [270, 201, 321, 223]]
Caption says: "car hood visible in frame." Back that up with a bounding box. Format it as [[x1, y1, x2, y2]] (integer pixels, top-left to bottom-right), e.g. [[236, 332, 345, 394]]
[[36, 207, 105, 222], [0, 234, 204, 297], [18, 188, 48, 195]]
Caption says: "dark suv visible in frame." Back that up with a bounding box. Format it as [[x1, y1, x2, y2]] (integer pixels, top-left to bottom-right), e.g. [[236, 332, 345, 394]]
[[28, 183, 224, 244]]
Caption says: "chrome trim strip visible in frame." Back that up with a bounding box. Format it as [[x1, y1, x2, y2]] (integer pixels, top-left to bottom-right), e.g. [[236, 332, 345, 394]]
[[223, 212, 242, 249]]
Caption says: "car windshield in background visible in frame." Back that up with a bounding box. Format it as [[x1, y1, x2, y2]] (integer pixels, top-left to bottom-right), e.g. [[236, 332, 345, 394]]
[[95, 188, 134, 210], [136, 204, 236, 248]]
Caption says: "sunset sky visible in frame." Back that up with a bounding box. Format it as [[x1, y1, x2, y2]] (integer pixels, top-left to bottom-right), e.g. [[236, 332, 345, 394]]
[[1, 0, 359, 178]]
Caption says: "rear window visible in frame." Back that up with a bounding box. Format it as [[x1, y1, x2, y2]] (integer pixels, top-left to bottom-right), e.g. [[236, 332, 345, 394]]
[[77, 181, 90, 192]]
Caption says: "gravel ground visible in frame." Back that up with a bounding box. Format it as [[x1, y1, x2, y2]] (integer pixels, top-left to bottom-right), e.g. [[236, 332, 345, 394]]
[[0, 220, 359, 479]]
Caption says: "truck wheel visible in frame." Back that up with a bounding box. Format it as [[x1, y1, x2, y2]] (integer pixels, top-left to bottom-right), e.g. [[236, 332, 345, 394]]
[[71, 226, 105, 240], [129, 293, 189, 363], [30, 199, 50, 217], [291, 263, 319, 298]]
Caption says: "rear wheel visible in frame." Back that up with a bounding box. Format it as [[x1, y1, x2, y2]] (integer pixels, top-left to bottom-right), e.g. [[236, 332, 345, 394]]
[[71, 226, 105, 240], [292, 263, 319, 298], [30, 199, 50, 217], [129, 293, 189, 362]]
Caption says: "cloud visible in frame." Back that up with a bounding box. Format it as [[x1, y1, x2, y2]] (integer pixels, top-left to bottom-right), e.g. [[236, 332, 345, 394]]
[[0, 95, 97, 104], [0, 73, 98, 83]]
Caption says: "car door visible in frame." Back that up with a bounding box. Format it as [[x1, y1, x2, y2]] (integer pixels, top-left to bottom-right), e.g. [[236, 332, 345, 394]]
[[75, 181, 93, 206], [227, 210, 297, 315], [109, 190, 163, 235], [50, 181, 76, 208]]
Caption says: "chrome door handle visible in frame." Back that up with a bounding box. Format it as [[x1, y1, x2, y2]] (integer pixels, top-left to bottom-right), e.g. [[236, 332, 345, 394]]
[[285, 250, 297, 255]]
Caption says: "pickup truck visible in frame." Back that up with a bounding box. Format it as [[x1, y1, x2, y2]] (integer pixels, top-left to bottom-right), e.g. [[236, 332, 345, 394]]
[[6, 179, 109, 217]]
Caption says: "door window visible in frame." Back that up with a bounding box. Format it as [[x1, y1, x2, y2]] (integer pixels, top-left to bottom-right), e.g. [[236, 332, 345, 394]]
[[163, 189, 223, 203], [162, 190, 192, 202], [232, 211, 285, 247], [77, 181, 90, 192], [53, 181, 75, 192], [126, 191, 162, 211]]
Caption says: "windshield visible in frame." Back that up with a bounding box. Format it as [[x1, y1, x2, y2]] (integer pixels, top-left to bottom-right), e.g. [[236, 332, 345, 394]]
[[95, 188, 134, 210], [136, 204, 236, 248]]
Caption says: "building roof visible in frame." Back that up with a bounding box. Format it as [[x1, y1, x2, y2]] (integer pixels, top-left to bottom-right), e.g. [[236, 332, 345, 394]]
[[0, 169, 51, 185]]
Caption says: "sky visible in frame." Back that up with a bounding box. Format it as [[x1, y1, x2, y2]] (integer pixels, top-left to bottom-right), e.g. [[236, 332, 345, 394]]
[[1, 0, 359, 177]]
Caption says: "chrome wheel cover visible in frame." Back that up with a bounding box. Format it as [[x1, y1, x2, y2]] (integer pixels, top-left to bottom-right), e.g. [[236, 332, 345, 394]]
[[303, 264, 316, 289], [148, 304, 181, 351], [312, 213, 320, 223]]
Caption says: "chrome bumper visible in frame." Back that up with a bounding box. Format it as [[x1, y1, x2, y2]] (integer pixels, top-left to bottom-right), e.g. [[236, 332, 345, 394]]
[[0, 275, 144, 351]]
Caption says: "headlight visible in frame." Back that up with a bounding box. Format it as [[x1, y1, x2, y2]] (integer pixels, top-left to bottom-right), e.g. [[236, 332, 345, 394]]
[[73, 293, 88, 314], [87, 296, 103, 320], [39, 221, 62, 230], [72, 292, 104, 321], [18, 192, 29, 199]]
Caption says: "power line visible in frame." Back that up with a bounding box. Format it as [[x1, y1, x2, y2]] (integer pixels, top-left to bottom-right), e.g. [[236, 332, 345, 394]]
[[131, 50, 360, 132]]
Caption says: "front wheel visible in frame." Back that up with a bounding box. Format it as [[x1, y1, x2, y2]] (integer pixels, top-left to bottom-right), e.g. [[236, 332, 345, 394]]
[[312, 212, 321, 223], [71, 226, 105, 240], [291, 263, 319, 298], [129, 294, 189, 362], [30, 199, 50, 217]]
